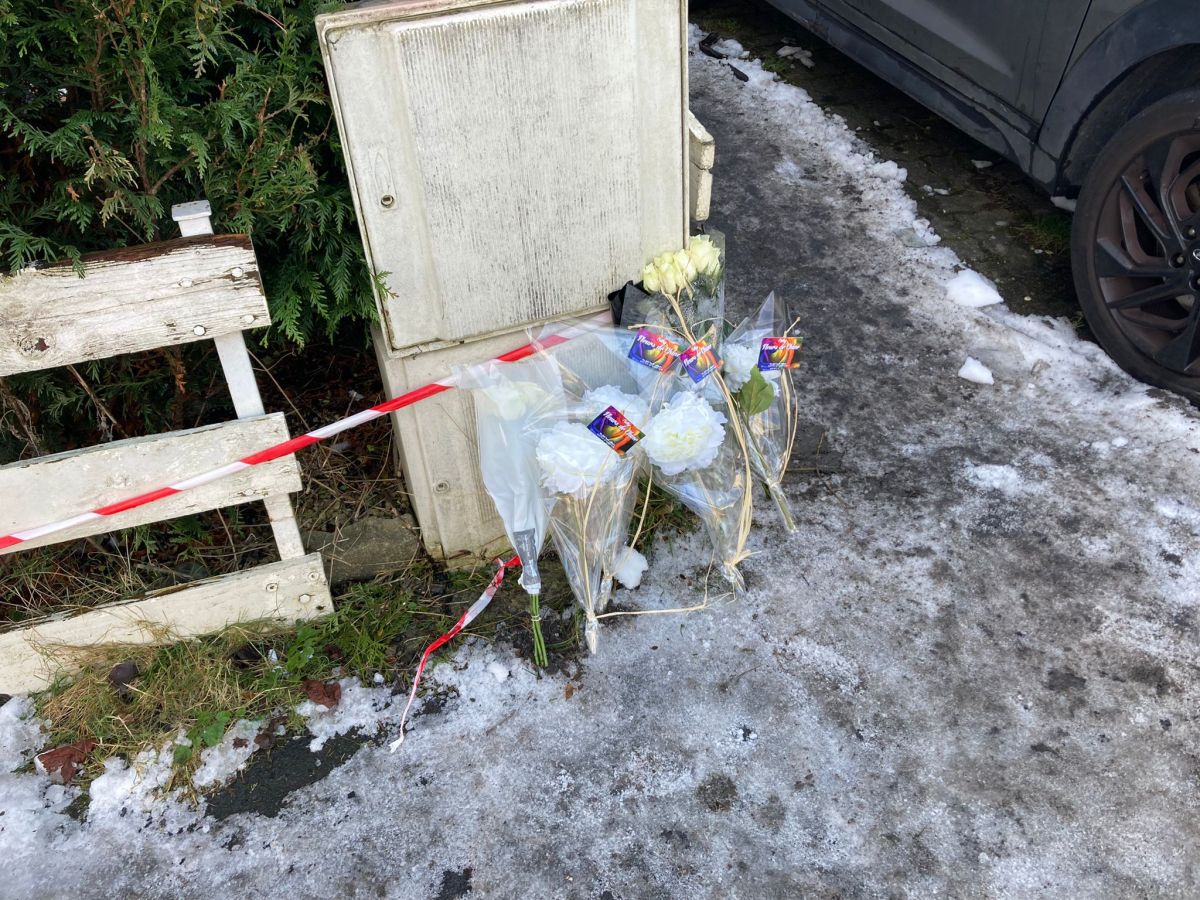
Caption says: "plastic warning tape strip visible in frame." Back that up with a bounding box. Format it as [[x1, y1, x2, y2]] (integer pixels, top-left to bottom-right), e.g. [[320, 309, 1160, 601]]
[[0, 312, 612, 552], [389, 555, 521, 751]]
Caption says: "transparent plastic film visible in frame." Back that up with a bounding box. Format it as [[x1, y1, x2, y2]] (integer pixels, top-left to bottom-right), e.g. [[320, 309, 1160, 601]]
[[456, 351, 565, 666], [641, 387, 749, 593], [534, 325, 649, 652], [725, 291, 801, 532]]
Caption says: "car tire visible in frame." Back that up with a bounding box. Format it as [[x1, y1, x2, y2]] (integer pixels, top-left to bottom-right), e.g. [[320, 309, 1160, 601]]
[[1071, 89, 1200, 402]]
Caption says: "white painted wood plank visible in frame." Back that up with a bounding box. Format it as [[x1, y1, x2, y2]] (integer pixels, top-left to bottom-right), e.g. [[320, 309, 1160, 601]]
[[263, 495, 308, 560], [0, 414, 301, 553], [0, 235, 269, 376], [687, 111, 715, 170], [318, 0, 688, 351], [689, 162, 713, 223], [213, 332, 267, 418], [210, 332, 306, 560], [0, 554, 332, 694]]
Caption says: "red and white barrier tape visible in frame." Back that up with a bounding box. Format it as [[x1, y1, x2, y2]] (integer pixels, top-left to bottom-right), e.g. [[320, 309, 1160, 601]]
[[0, 312, 611, 552], [390, 555, 521, 751]]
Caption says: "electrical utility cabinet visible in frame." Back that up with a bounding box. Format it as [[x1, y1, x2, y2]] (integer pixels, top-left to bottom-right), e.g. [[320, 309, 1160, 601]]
[[317, 0, 708, 562]]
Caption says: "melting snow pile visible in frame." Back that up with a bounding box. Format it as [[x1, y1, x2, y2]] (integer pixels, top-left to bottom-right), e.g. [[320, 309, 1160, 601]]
[[946, 269, 1004, 308]]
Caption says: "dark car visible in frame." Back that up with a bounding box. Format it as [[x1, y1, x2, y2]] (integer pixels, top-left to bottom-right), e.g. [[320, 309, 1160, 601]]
[[766, 0, 1200, 400]]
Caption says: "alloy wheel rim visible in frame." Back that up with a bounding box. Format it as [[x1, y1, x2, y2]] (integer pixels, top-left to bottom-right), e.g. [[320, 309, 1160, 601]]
[[1094, 131, 1200, 375]]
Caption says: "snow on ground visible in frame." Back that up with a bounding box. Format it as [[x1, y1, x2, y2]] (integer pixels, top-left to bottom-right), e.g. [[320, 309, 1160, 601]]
[[946, 268, 1004, 308], [3, 28, 1200, 899]]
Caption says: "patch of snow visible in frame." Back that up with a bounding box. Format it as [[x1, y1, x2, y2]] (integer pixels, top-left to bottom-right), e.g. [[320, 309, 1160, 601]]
[[963, 462, 1024, 496], [297, 677, 399, 752], [613, 545, 648, 589], [486, 661, 510, 683], [711, 38, 749, 59], [0, 697, 44, 772], [958, 356, 995, 384], [192, 719, 264, 790], [971, 159, 994, 169], [947, 269, 1004, 307]]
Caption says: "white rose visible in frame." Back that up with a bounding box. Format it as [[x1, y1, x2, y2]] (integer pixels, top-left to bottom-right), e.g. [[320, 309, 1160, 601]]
[[687, 235, 722, 277], [642, 392, 727, 476], [581, 385, 649, 429], [656, 257, 681, 296], [641, 261, 661, 294], [673, 249, 698, 284], [536, 422, 620, 495]]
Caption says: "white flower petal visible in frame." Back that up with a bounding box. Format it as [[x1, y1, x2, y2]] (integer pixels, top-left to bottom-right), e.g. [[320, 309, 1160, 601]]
[[642, 392, 727, 476], [536, 422, 621, 495]]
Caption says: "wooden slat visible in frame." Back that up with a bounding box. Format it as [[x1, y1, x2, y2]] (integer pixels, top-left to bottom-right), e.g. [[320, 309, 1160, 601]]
[[0, 235, 268, 376], [0, 554, 332, 694], [0, 414, 300, 553]]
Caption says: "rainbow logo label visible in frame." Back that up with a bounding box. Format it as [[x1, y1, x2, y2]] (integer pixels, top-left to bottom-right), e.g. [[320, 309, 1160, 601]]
[[587, 406, 644, 457], [680, 339, 719, 383], [628, 329, 681, 372], [758, 336, 803, 370]]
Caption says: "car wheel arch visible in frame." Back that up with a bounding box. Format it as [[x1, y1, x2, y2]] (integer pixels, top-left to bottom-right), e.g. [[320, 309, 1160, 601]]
[[1039, 0, 1200, 192]]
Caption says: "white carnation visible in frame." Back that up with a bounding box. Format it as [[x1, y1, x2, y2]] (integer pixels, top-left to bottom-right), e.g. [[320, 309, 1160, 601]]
[[580, 385, 649, 429], [642, 392, 727, 476], [536, 422, 620, 495]]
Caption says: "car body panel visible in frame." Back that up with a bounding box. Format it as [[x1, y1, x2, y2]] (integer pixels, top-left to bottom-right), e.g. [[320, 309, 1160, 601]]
[[766, 0, 1037, 165], [829, 0, 1091, 121], [766, 0, 1198, 192], [1039, 0, 1200, 178]]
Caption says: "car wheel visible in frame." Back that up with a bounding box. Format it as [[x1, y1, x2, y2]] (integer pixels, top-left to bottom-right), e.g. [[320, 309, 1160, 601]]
[[1072, 90, 1200, 401]]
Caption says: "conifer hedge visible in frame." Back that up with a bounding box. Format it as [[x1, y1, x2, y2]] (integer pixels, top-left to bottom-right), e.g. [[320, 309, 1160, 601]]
[[0, 0, 374, 346], [0, 1, 376, 457]]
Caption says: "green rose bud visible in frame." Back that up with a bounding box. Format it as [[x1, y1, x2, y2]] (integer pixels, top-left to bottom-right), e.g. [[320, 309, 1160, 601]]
[[688, 235, 721, 277], [642, 261, 661, 294], [676, 249, 699, 284]]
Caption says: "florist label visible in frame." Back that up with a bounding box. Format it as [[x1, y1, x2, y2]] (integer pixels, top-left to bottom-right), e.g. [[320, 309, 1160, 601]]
[[629, 329, 681, 372], [588, 406, 644, 457], [758, 336, 804, 370], [680, 339, 719, 383]]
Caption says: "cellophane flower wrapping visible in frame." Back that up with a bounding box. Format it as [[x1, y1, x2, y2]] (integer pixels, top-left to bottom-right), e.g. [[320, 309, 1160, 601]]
[[457, 353, 565, 664], [539, 327, 654, 652], [726, 291, 800, 531], [642, 387, 749, 592]]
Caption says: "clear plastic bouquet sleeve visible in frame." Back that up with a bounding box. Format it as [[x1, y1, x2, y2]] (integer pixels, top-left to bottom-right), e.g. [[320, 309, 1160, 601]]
[[725, 291, 800, 531], [455, 353, 565, 665], [641, 388, 750, 593], [536, 326, 653, 652]]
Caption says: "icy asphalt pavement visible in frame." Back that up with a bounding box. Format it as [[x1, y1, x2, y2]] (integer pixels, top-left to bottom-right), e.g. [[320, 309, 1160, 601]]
[[5, 32, 1200, 900]]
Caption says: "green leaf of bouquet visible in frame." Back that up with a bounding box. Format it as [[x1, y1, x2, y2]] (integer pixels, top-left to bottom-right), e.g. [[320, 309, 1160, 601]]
[[738, 368, 775, 416]]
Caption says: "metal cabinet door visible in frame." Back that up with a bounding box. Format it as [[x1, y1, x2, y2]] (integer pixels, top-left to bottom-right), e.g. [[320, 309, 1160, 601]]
[[834, 0, 1091, 122]]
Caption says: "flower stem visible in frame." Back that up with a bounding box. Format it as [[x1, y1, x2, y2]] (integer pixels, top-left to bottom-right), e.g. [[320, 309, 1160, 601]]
[[766, 478, 797, 532], [529, 593, 549, 668]]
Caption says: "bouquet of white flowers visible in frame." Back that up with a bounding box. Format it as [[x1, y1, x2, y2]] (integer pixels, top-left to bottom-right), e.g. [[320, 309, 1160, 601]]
[[640, 231, 726, 345], [725, 292, 802, 531], [458, 355, 564, 667], [641, 387, 751, 591], [636, 234, 754, 589], [537, 329, 658, 651]]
